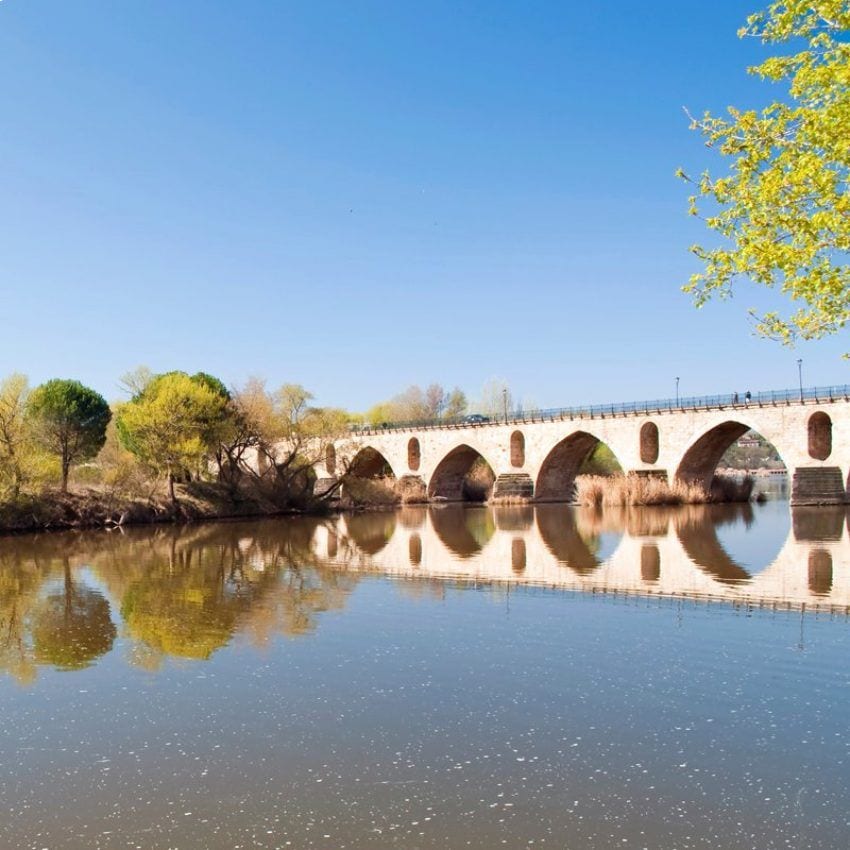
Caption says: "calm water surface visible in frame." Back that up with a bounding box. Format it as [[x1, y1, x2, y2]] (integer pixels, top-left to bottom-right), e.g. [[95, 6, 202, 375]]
[[1, 501, 849, 849]]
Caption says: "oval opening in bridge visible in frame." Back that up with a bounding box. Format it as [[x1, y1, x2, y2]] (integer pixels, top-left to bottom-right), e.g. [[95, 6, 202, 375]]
[[407, 437, 421, 471], [325, 444, 336, 476], [808, 549, 832, 596], [640, 544, 660, 582], [640, 422, 659, 464], [510, 430, 525, 468], [511, 538, 526, 572], [808, 412, 832, 461], [409, 533, 422, 566]]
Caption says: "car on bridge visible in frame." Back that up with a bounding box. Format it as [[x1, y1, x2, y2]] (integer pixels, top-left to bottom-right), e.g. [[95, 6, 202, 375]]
[[462, 413, 491, 424]]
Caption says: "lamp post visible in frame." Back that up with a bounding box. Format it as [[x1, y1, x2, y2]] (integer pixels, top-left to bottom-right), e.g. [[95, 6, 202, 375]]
[[797, 359, 803, 403], [675, 377, 680, 407], [502, 387, 508, 423]]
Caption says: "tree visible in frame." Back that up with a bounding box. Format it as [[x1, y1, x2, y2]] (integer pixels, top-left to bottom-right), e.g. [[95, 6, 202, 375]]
[[477, 378, 513, 419], [680, 2, 850, 343], [217, 378, 352, 504], [26, 379, 111, 492], [115, 371, 229, 502], [0, 374, 31, 498], [444, 387, 468, 421], [425, 384, 446, 419]]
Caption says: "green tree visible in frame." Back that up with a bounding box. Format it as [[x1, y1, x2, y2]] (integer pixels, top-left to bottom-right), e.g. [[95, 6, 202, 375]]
[[444, 387, 468, 421], [680, 1, 850, 343], [115, 371, 229, 502], [26, 379, 111, 492], [0, 374, 31, 498]]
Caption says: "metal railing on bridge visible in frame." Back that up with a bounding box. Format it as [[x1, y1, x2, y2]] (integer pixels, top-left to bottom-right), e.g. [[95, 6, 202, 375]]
[[352, 384, 850, 434]]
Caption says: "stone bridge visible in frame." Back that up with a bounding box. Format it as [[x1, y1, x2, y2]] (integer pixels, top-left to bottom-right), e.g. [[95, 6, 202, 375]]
[[315, 388, 850, 505]]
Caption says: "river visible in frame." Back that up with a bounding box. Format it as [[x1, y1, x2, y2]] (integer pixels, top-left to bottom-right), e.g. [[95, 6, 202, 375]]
[[1, 499, 849, 848]]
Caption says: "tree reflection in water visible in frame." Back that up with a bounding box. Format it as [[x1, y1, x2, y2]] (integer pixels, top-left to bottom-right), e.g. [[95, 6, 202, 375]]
[[32, 560, 116, 670], [0, 499, 847, 685]]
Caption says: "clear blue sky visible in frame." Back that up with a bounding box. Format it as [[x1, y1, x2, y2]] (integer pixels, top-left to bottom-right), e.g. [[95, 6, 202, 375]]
[[0, 0, 846, 410]]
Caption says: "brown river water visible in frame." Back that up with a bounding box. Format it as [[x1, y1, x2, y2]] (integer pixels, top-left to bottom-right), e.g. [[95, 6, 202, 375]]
[[1, 499, 849, 849]]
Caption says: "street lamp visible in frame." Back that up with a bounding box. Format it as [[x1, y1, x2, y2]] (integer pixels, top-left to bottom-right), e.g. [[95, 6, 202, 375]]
[[502, 387, 508, 423], [675, 377, 680, 407], [797, 359, 803, 403]]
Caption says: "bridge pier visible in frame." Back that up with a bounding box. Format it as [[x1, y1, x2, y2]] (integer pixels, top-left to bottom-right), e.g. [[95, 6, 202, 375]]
[[493, 473, 534, 501], [397, 474, 427, 502], [627, 469, 669, 483], [790, 466, 847, 506]]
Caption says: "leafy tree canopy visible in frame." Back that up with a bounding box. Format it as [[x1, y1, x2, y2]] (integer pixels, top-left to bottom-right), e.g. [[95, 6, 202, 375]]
[[680, 1, 850, 343], [26, 379, 111, 491], [115, 371, 230, 498]]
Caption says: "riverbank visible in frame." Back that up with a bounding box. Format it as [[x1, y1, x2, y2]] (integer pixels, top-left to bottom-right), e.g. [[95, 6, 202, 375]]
[[0, 472, 763, 536], [0, 483, 311, 536]]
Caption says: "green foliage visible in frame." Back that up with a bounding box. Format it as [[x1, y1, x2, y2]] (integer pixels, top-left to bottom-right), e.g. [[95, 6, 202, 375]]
[[0, 374, 31, 497], [115, 371, 230, 499], [579, 443, 623, 476], [26, 379, 111, 491], [680, 1, 850, 342]]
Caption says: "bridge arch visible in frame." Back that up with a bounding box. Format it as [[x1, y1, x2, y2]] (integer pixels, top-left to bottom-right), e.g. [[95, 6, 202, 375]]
[[348, 446, 396, 480], [675, 420, 788, 491], [428, 444, 497, 501], [535, 431, 624, 502]]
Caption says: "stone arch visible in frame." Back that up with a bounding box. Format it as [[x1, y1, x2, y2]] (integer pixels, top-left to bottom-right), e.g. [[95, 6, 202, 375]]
[[808, 411, 832, 461], [675, 421, 787, 490], [639, 421, 659, 464], [428, 444, 497, 501], [407, 437, 421, 471], [325, 444, 336, 476], [348, 446, 396, 480], [510, 430, 525, 468], [535, 431, 624, 502]]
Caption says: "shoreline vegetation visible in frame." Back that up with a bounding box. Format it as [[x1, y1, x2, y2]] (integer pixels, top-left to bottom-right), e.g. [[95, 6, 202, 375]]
[[0, 369, 781, 536], [0, 471, 767, 536]]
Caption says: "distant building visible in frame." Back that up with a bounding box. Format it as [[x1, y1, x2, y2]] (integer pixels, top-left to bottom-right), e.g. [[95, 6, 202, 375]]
[[736, 436, 761, 448]]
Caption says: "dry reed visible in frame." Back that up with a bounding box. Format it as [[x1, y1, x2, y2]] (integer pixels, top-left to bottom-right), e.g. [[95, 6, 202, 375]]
[[575, 474, 753, 507]]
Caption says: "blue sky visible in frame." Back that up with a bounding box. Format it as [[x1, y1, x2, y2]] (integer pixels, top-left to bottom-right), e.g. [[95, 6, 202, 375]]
[[0, 0, 846, 411]]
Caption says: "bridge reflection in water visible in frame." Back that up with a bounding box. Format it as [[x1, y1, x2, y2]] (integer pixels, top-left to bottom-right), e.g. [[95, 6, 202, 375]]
[[1, 503, 848, 682], [316, 502, 850, 611]]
